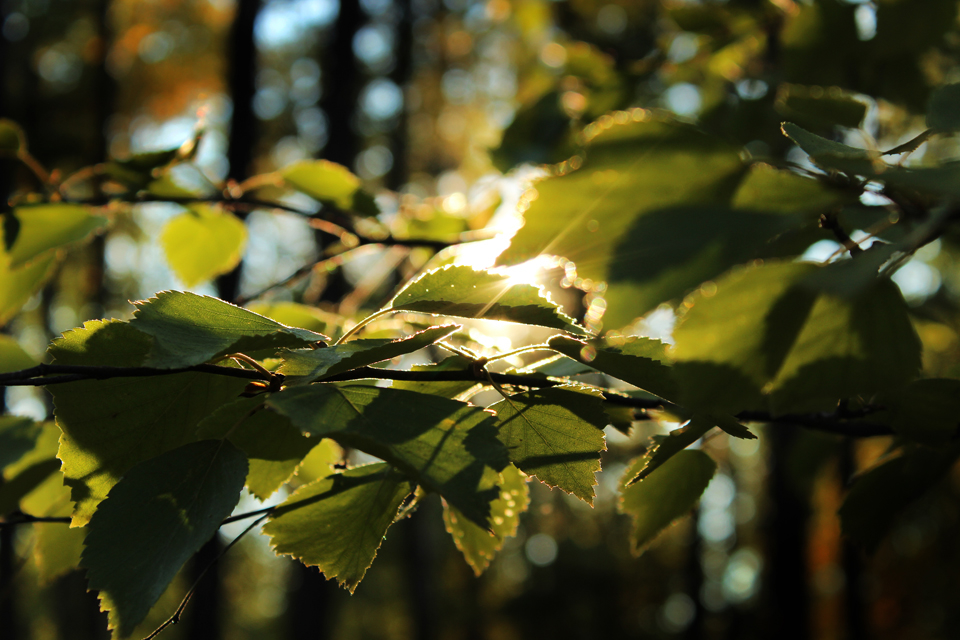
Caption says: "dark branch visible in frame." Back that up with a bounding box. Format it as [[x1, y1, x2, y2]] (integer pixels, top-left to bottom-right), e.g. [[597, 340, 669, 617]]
[[65, 193, 475, 251], [0, 362, 268, 387], [0, 361, 895, 437]]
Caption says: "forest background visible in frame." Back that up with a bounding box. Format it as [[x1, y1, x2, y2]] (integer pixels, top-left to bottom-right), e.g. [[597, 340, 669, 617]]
[[3, 0, 960, 639]]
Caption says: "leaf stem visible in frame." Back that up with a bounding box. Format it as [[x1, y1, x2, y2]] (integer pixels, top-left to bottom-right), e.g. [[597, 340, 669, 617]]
[[140, 513, 270, 640], [335, 307, 396, 344], [483, 344, 555, 364]]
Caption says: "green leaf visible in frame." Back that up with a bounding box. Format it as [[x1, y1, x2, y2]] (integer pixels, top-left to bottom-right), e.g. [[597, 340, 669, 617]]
[[279, 325, 460, 384], [498, 113, 831, 327], [160, 206, 247, 286], [5, 204, 107, 268], [267, 383, 507, 527], [245, 301, 341, 336], [730, 162, 855, 214], [839, 444, 960, 552], [672, 261, 921, 414], [876, 379, 960, 446], [927, 83, 960, 131], [280, 160, 379, 215], [263, 463, 412, 592], [82, 440, 247, 638], [130, 291, 327, 368], [781, 122, 879, 174], [443, 464, 530, 575], [0, 416, 41, 469], [390, 265, 585, 333], [389, 355, 482, 399], [196, 396, 318, 500], [488, 385, 607, 504], [774, 84, 868, 130], [547, 335, 678, 401], [103, 147, 182, 190], [0, 334, 37, 373], [0, 119, 26, 153], [619, 449, 716, 554], [50, 320, 249, 524], [0, 250, 55, 326], [625, 417, 713, 486]]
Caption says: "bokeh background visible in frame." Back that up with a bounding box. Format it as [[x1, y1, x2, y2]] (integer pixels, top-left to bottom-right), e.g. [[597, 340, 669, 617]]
[[4, 0, 960, 639]]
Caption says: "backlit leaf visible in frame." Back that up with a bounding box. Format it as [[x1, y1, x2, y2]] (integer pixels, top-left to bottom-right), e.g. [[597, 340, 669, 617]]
[[280, 160, 379, 215], [263, 463, 412, 592], [389, 355, 481, 399], [499, 113, 835, 328], [0, 420, 62, 516], [130, 291, 327, 368], [160, 206, 247, 286], [21, 473, 85, 583], [443, 464, 529, 575], [547, 335, 678, 401], [0, 334, 36, 373], [197, 396, 318, 499], [279, 325, 460, 384], [50, 320, 248, 524], [390, 265, 585, 333], [488, 385, 607, 504], [267, 383, 507, 527], [5, 204, 107, 268], [0, 250, 55, 326], [619, 449, 716, 554], [0, 458, 60, 515], [82, 440, 247, 638], [246, 301, 341, 336]]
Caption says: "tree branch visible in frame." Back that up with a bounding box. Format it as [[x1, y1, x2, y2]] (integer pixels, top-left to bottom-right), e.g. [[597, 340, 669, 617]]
[[0, 362, 269, 386], [0, 361, 894, 437]]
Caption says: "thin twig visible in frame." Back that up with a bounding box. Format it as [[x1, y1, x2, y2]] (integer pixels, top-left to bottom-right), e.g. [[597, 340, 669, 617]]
[[0, 362, 268, 387], [141, 513, 270, 640]]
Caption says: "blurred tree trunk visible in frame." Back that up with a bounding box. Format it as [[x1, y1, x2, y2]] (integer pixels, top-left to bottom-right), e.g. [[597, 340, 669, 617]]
[[764, 428, 811, 640], [320, 0, 363, 168], [216, 0, 262, 304], [387, 0, 412, 191], [840, 441, 868, 640]]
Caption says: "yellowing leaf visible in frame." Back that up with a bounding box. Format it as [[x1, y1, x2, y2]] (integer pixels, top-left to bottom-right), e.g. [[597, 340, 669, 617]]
[[160, 206, 246, 286], [0, 250, 55, 326], [280, 160, 379, 215], [5, 204, 107, 268]]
